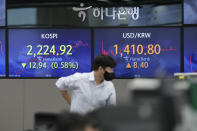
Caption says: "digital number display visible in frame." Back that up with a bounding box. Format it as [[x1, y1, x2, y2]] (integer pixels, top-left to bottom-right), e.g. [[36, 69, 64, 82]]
[[0, 29, 5, 77], [94, 28, 180, 78], [9, 29, 91, 77], [0, 0, 5, 26], [184, 27, 197, 72]]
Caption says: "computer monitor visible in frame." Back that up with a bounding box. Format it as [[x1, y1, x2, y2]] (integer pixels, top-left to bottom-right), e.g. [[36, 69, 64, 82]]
[[0, 0, 5, 26], [9, 29, 91, 77], [0, 29, 5, 77], [184, 27, 197, 72], [94, 28, 181, 78]]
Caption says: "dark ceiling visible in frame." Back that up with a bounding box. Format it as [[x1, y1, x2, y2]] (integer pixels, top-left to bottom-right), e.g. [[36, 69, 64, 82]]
[[7, 0, 182, 8]]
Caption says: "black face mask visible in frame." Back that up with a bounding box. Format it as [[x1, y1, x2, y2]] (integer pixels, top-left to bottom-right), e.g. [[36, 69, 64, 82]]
[[104, 71, 115, 81]]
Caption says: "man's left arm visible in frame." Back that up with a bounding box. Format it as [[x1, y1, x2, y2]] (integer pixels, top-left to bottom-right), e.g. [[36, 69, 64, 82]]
[[107, 86, 116, 106]]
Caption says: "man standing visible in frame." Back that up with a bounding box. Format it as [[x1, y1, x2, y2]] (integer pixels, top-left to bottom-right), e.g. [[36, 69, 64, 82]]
[[56, 54, 117, 114]]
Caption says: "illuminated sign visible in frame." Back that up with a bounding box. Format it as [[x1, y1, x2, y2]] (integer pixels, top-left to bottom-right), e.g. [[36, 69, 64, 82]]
[[94, 28, 180, 78], [9, 29, 91, 77], [184, 0, 197, 24], [0, 29, 5, 77], [72, 3, 139, 22]]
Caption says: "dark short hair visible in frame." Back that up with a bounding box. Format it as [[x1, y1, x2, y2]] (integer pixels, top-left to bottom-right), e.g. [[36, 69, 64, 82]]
[[57, 112, 88, 131], [93, 54, 117, 71], [56, 112, 92, 131]]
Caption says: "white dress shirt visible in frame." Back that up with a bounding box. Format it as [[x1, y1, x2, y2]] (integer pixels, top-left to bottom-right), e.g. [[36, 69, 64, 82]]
[[56, 71, 116, 114]]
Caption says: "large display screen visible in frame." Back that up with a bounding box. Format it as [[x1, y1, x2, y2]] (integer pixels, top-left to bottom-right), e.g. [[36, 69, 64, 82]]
[[9, 29, 91, 77], [0, 29, 5, 77], [184, 27, 197, 72], [0, 0, 5, 26], [94, 28, 180, 78]]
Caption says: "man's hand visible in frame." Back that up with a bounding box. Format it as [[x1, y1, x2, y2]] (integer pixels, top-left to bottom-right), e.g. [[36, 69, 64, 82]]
[[60, 90, 71, 105]]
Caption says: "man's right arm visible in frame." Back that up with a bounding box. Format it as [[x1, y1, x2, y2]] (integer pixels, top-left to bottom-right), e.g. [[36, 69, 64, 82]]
[[56, 73, 79, 105]]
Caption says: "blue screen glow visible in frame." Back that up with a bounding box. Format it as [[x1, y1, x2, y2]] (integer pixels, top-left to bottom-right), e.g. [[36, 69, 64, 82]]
[[0, 29, 5, 77], [9, 29, 91, 77], [184, 27, 197, 72], [0, 0, 5, 26], [94, 28, 181, 78]]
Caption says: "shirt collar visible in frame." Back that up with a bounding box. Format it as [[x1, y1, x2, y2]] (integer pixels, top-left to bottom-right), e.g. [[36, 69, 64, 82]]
[[89, 71, 95, 81], [89, 71, 105, 87]]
